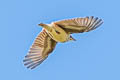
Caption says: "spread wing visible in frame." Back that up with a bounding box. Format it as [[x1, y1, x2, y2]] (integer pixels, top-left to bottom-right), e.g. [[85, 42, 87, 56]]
[[23, 29, 57, 69], [53, 16, 103, 33]]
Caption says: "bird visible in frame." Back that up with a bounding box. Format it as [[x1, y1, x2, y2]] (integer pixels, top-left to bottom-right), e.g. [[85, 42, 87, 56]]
[[23, 16, 103, 69]]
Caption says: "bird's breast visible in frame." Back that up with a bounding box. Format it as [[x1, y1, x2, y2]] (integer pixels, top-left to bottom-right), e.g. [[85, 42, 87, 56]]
[[46, 28, 70, 43], [48, 31, 69, 43]]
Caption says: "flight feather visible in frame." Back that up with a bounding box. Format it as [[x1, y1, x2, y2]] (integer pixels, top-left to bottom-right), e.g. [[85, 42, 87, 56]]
[[23, 29, 57, 69], [53, 16, 103, 33]]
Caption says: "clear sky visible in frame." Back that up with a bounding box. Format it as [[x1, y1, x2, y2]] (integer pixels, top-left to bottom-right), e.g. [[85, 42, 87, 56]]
[[1, 0, 120, 80]]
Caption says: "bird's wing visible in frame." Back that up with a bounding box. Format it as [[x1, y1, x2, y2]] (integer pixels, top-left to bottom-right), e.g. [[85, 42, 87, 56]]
[[23, 29, 57, 69], [53, 16, 103, 33]]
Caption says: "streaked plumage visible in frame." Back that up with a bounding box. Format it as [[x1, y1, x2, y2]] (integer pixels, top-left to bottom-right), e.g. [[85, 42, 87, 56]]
[[23, 16, 103, 69]]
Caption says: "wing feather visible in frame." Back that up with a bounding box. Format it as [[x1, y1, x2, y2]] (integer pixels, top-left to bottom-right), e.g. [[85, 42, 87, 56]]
[[23, 29, 57, 69], [53, 16, 103, 33]]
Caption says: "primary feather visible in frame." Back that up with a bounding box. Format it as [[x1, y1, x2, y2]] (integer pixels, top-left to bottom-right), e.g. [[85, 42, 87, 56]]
[[23, 29, 57, 69], [53, 16, 103, 33]]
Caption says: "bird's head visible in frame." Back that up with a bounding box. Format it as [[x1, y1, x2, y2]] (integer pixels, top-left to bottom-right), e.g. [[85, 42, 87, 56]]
[[69, 35, 76, 41]]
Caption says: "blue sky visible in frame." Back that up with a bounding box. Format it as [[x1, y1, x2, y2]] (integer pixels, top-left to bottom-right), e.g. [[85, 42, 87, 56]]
[[1, 0, 120, 80]]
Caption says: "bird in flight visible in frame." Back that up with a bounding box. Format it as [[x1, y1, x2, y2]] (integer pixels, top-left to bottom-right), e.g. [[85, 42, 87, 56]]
[[23, 16, 103, 69]]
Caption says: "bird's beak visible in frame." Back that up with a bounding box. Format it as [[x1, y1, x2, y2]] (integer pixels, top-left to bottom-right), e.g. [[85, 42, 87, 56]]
[[38, 23, 52, 31], [70, 36, 76, 41]]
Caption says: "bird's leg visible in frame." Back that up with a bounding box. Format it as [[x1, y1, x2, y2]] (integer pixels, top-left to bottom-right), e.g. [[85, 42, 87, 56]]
[[52, 24, 61, 34]]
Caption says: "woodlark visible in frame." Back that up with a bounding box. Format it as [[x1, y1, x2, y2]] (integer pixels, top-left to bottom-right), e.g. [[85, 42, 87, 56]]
[[23, 16, 103, 69]]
